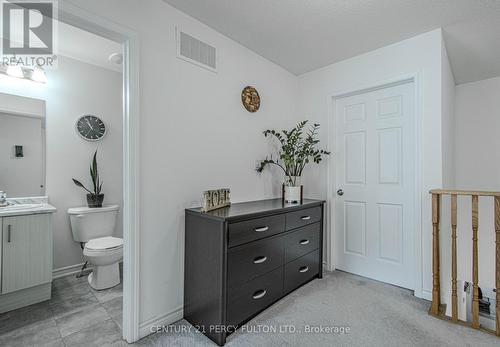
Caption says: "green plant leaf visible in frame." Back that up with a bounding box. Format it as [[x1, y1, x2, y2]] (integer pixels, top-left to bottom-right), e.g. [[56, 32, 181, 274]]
[[72, 178, 92, 194], [73, 150, 104, 196], [259, 120, 330, 179]]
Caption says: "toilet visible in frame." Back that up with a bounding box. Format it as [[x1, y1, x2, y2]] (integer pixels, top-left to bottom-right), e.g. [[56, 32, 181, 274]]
[[68, 205, 122, 290]]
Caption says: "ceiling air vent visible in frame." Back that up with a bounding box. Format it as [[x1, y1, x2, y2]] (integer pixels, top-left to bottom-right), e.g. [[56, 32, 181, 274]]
[[177, 28, 217, 72]]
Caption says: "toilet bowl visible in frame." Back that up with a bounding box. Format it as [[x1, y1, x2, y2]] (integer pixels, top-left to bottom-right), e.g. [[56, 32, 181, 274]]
[[68, 205, 122, 290], [83, 236, 123, 290]]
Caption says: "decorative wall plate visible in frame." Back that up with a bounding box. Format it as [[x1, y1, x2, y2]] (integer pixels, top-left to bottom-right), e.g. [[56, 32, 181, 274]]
[[241, 86, 260, 113]]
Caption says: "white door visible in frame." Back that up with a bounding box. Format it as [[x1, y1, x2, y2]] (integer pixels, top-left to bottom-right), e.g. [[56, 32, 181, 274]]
[[334, 81, 415, 289]]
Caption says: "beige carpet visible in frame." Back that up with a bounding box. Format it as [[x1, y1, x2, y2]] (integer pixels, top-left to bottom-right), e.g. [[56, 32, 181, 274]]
[[137, 271, 499, 347]]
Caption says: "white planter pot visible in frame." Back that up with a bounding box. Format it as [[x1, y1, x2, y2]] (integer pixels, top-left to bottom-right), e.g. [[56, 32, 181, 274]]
[[284, 185, 301, 203]]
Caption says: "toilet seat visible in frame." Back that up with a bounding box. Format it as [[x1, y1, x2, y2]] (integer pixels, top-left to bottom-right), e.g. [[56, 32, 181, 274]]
[[85, 236, 123, 251], [83, 236, 123, 290]]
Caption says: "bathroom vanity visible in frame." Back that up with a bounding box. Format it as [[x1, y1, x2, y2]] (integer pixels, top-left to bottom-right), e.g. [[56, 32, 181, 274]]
[[0, 198, 56, 313], [184, 198, 325, 346]]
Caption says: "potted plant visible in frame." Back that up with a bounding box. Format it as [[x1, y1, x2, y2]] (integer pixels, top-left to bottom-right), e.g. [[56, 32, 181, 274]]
[[72, 150, 104, 208], [257, 120, 330, 203]]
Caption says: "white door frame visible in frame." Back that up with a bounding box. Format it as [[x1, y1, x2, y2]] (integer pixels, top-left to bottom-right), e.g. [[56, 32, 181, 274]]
[[59, 2, 141, 342], [326, 72, 424, 298]]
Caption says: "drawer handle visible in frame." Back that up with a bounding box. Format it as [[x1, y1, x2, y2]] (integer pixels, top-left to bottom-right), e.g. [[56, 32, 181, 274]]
[[299, 266, 309, 273], [254, 226, 269, 232], [253, 256, 268, 264], [252, 289, 267, 299], [299, 239, 310, 245], [7, 224, 12, 243], [301, 216, 311, 221]]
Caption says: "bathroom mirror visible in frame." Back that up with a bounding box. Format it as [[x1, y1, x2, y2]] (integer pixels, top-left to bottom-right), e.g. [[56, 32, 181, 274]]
[[0, 93, 46, 197]]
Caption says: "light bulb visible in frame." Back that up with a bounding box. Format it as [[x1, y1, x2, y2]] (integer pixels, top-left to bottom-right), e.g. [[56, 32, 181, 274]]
[[6, 65, 23, 78], [31, 68, 47, 83]]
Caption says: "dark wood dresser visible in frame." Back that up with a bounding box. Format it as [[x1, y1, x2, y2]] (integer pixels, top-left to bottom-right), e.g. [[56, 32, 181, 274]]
[[184, 198, 325, 345]]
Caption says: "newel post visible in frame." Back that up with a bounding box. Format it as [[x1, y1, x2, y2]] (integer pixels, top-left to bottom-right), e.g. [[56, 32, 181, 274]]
[[431, 193, 441, 315]]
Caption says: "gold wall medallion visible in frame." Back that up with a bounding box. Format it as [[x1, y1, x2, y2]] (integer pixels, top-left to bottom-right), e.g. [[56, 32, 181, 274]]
[[241, 86, 261, 113]]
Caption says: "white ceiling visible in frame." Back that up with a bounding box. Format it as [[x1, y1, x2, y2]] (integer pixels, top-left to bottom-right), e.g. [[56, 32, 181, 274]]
[[58, 21, 123, 73], [163, 0, 500, 84]]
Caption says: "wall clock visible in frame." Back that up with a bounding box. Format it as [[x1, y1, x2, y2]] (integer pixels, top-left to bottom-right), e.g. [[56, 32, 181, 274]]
[[241, 86, 260, 113], [75, 115, 106, 141]]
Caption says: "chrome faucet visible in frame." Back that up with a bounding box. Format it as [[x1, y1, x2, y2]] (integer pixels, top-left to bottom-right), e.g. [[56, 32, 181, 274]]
[[0, 191, 7, 205]]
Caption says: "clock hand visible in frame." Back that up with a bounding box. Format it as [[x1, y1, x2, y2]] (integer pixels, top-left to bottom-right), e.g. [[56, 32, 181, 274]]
[[85, 119, 94, 130]]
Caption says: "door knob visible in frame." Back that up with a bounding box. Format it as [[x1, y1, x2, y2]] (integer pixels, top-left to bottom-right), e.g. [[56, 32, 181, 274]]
[[337, 189, 344, 196]]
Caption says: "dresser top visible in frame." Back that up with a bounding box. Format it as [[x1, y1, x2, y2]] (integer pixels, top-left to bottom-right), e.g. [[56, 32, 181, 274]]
[[186, 198, 324, 222]]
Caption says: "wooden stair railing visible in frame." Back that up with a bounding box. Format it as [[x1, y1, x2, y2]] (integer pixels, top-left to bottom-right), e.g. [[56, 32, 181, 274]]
[[430, 189, 500, 336]]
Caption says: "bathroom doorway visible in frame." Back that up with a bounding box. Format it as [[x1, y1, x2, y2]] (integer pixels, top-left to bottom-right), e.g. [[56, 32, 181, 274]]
[[0, 3, 139, 345], [57, 3, 141, 343]]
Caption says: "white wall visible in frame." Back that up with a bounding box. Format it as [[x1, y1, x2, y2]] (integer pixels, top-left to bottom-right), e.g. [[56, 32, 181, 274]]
[[0, 113, 44, 197], [454, 76, 500, 289], [0, 56, 123, 271], [439, 76, 500, 318], [441, 41, 456, 189], [297, 29, 447, 298], [69, 0, 299, 330]]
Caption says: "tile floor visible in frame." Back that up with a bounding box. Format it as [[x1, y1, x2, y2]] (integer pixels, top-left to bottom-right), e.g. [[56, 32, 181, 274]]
[[0, 269, 124, 347]]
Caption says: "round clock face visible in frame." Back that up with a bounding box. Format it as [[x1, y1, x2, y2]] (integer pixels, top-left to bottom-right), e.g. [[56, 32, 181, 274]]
[[76, 115, 106, 141]]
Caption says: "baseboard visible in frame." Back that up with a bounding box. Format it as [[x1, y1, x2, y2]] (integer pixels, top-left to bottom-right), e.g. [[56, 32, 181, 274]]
[[138, 306, 183, 340], [421, 289, 432, 301], [0, 283, 51, 313], [52, 263, 92, 279]]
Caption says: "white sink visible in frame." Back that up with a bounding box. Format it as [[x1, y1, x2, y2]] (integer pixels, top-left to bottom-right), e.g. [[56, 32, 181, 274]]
[[0, 197, 56, 217], [0, 203, 44, 211]]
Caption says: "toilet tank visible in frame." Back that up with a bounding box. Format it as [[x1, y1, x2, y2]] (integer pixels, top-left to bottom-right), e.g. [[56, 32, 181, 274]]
[[68, 205, 119, 243]]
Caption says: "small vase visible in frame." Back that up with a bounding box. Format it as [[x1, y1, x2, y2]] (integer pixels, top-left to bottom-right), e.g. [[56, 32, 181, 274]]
[[87, 194, 104, 208], [284, 176, 302, 203]]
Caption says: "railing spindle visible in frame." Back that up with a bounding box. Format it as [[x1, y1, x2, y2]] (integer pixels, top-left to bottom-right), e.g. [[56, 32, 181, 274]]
[[471, 195, 480, 329], [451, 194, 458, 322], [495, 196, 500, 336], [429, 189, 500, 336], [431, 193, 441, 315]]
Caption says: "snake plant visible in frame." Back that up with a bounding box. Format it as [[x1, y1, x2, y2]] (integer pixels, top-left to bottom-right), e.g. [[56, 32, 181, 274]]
[[72, 150, 103, 196]]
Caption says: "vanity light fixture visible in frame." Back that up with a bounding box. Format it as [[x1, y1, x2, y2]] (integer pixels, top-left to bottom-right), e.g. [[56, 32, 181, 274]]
[[6, 64, 24, 78], [30, 67, 48, 84], [1, 64, 47, 84]]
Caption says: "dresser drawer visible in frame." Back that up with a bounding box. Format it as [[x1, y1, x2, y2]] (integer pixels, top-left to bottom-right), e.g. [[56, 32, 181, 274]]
[[285, 207, 321, 231], [284, 250, 319, 294], [284, 223, 320, 263], [227, 267, 283, 327], [228, 214, 285, 248], [228, 236, 284, 288]]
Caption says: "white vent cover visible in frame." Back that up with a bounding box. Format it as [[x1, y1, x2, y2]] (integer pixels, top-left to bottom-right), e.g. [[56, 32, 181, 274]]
[[177, 29, 217, 72]]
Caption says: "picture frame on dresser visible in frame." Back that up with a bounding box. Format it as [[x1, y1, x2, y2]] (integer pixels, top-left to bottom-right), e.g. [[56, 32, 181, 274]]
[[184, 198, 324, 346]]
